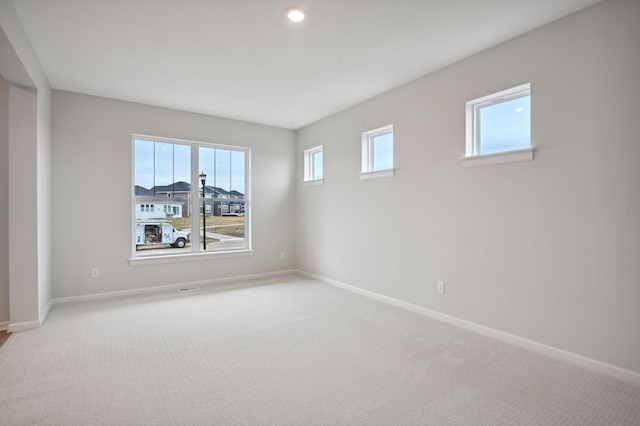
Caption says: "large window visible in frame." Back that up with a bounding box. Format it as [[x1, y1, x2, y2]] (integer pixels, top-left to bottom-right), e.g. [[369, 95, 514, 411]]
[[133, 135, 250, 257], [464, 83, 532, 166], [361, 125, 394, 179]]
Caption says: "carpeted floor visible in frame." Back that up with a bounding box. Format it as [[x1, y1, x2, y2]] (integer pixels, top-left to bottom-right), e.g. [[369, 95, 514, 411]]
[[1, 274, 639, 425]]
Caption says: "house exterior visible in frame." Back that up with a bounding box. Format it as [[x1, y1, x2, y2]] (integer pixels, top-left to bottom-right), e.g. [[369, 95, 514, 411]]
[[135, 181, 243, 218], [136, 202, 185, 221]]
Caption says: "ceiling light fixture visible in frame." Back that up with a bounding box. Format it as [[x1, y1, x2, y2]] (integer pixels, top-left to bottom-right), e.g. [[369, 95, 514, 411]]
[[285, 6, 305, 23]]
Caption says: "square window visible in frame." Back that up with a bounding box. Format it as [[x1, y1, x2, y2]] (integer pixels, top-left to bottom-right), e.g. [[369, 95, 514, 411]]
[[466, 83, 531, 158], [303, 145, 323, 182], [362, 125, 394, 175]]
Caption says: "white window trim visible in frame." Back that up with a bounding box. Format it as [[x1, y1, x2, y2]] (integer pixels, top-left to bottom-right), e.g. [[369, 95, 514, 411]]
[[464, 83, 531, 164], [303, 179, 324, 187], [359, 169, 395, 180], [361, 124, 395, 176], [303, 145, 323, 184], [129, 249, 254, 265], [461, 147, 534, 168]]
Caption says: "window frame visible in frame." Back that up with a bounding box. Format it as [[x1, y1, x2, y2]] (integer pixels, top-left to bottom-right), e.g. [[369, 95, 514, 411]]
[[303, 145, 324, 185], [130, 134, 251, 263], [361, 124, 395, 179], [464, 83, 533, 167]]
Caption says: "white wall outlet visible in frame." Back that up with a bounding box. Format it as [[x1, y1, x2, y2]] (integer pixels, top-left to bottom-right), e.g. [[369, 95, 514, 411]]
[[280, 251, 285, 260], [437, 280, 445, 294], [91, 268, 100, 278]]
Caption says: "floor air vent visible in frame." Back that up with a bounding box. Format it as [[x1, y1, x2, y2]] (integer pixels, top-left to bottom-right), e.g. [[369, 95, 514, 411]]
[[178, 287, 200, 292]]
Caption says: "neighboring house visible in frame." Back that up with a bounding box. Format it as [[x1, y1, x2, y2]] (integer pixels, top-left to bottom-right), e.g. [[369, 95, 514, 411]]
[[136, 202, 184, 221], [135, 182, 185, 220], [149, 181, 192, 198], [151, 181, 232, 199], [135, 182, 243, 218]]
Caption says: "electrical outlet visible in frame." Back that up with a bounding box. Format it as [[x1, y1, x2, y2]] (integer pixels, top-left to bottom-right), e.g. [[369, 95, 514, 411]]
[[91, 268, 100, 278], [280, 251, 285, 260], [437, 281, 445, 294]]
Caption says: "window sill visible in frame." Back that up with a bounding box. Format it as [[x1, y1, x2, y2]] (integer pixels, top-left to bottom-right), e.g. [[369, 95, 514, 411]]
[[462, 148, 534, 168], [303, 179, 324, 187], [130, 249, 254, 266], [360, 168, 395, 180]]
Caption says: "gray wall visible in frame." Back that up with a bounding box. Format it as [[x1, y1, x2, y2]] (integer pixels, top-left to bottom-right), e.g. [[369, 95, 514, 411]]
[[296, 0, 640, 374], [36, 81, 52, 322], [51, 91, 296, 298], [8, 84, 40, 325], [0, 75, 8, 327], [0, 0, 53, 330]]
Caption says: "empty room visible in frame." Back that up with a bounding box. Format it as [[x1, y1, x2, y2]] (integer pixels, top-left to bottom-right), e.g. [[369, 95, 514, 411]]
[[1, 0, 639, 424]]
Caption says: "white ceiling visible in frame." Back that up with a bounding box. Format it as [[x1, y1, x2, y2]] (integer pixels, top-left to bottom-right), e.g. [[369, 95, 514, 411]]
[[12, 0, 600, 129]]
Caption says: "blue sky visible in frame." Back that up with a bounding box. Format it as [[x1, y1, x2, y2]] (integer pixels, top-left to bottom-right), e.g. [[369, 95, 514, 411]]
[[134, 139, 245, 193], [479, 96, 530, 154], [312, 150, 323, 180], [199, 147, 245, 193], [373, 133, 393, 170]]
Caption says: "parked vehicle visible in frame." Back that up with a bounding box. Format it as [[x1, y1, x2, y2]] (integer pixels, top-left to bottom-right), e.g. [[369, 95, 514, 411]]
[[221, 203, 245, 216], [136, 221, 190, 249]]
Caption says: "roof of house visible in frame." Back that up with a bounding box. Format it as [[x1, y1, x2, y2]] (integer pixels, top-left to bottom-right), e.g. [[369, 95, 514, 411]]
[[136, 181, 242, 197], [152, 181, 192, 194], [134, 185, 153, 196]]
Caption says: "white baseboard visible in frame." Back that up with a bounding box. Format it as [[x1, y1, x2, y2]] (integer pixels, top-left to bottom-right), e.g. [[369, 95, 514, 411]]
[[297, 270, 640, 386], [53, 269, 298, 305], [8, 320, 41, 333], [0, 300, 52, 334]]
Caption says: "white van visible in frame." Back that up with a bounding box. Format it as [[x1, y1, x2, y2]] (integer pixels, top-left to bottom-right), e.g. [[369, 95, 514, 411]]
[[136, 222, 190, 249]]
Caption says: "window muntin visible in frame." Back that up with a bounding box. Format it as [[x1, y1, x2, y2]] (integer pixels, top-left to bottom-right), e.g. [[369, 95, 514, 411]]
[[466, 84, 531, 157], [133, 135, 249, 257], [362, 125, 394, 174], [303, 145, 323, 182]]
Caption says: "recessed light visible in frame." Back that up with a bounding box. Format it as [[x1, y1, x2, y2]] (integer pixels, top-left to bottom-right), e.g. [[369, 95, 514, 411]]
[[285, 6, 305, 23]]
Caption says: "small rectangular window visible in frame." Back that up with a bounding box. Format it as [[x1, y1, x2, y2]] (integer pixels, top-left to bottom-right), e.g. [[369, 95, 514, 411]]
[[465, 84, 532, 165], [303, 145, 323, 183], [361, 125, 394, 178]]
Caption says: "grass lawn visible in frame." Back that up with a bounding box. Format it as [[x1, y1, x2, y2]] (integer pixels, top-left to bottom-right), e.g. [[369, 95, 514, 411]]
[[171, 216, 245, 239]]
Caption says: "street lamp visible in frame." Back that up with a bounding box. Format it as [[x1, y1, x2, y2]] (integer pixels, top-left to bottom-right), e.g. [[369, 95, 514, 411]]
[[199, 171, 207, 250]]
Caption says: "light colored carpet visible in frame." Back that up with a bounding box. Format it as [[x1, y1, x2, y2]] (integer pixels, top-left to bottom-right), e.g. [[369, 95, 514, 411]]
[[1, 274, 639, 425]]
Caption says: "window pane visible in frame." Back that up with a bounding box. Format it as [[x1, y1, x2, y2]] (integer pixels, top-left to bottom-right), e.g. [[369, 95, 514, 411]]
[[197, 146, 246, 253], [154, 143, 174, 188], [215, 149, 231, 199], [174, 144, 191, 187], [200, 206, 245, 252], [372, 133, 393, 171], [199, 146, 214, 199], [135, 201, 192, 254], [231, 150, 245, 195], [134, 140, 154, 192], [312, 151, 323, 179], [479, 95, 530, 155]]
